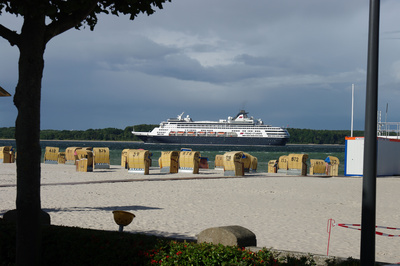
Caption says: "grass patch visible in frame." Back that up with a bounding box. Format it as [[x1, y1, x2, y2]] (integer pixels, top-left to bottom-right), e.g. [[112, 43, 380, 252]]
[[0, 218, 358, 265]]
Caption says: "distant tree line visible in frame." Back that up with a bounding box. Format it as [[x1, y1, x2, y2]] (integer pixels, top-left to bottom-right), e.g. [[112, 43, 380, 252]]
[[287, 128, 364, 144], [0, 125, 143, 141], [0, 126, 363, 144]]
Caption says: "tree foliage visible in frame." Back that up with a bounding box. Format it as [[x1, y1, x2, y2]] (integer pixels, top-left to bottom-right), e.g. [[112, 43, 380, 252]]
[[0, 126, 364, 144], [0, 127, 15, 139], [287, 128, 364, 144], [133, 124, 158, 133], [0, 0, 170, 44]]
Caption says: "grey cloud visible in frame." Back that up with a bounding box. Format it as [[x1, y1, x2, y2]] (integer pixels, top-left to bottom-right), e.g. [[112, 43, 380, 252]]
[[1, 0, 400, 131]]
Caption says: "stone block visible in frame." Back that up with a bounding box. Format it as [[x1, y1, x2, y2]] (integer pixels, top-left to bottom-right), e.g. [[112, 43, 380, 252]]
[[3, 209, 51, 225], [197, 225, 256, 247]]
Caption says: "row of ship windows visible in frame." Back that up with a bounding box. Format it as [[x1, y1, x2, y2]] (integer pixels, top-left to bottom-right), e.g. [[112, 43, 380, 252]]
[[160, 126, 283, 131], [159, 128, 283, 133], [162, 124, 282, 130], [233, 130, 261, 132]]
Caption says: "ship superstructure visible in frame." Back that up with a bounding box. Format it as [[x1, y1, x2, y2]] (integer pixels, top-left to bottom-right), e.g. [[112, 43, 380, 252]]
[[132, 110, 290, 146]]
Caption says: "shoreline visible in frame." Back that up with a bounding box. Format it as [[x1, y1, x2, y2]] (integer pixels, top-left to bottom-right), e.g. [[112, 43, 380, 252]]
[[1, 139, 345, 146], [0, 139, 143, 143]]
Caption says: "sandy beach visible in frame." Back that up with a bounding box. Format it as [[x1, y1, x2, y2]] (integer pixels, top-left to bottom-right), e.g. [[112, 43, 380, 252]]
[[1, 163, 400, 263]]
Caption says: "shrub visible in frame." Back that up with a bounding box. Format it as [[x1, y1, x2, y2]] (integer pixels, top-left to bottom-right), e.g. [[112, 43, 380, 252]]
[[0, 218, 359, 265]]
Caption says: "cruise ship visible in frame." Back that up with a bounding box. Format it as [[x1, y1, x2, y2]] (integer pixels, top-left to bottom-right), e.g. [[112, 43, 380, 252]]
[[132, 110, 290, 146]]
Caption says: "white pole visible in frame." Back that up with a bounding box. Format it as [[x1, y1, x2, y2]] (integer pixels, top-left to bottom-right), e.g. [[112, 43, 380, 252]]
[[351, 84, 354, 137], [385, 103, 388, 136]]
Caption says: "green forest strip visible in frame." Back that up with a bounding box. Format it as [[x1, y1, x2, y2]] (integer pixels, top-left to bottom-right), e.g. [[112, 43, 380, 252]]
[[0, 126, 364, 144]]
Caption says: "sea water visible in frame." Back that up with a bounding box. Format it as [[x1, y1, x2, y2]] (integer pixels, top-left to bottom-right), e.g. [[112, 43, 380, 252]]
[[0, 140, 345, 175]]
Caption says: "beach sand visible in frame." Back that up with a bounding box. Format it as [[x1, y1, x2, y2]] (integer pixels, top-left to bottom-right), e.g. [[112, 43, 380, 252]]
[[1, 163, 400, 263]]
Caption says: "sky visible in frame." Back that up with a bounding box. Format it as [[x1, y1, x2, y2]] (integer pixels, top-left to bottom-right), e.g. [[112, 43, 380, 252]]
[[1, 0, 400, 131]]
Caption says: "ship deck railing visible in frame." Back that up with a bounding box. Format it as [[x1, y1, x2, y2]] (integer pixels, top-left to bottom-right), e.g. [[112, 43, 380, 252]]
[[377, 122, 400, 139]]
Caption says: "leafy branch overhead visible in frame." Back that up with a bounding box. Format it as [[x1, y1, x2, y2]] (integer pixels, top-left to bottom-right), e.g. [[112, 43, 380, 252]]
[[0, 0, 171, 45]]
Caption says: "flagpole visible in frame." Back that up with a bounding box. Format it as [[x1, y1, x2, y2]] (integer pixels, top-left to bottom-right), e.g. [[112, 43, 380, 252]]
[[351, 84, 354, 137]]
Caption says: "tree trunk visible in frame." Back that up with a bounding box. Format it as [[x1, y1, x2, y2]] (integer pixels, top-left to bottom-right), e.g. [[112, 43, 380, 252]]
[[13, 15, 46, 266]]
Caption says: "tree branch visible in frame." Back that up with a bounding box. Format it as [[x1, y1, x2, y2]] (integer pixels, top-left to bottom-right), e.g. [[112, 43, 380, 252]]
[[44, 0, 98, 44], [0, 23, 20, 46]]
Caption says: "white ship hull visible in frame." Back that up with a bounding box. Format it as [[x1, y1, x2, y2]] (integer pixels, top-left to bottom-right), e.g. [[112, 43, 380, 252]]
[[132, 110, 290, 146], [135, 134, 288, 146]]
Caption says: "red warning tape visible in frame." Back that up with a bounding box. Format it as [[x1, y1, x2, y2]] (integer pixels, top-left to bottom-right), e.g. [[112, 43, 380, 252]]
[[326, 218, 400, 256], [336, 223, 400, 237]]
